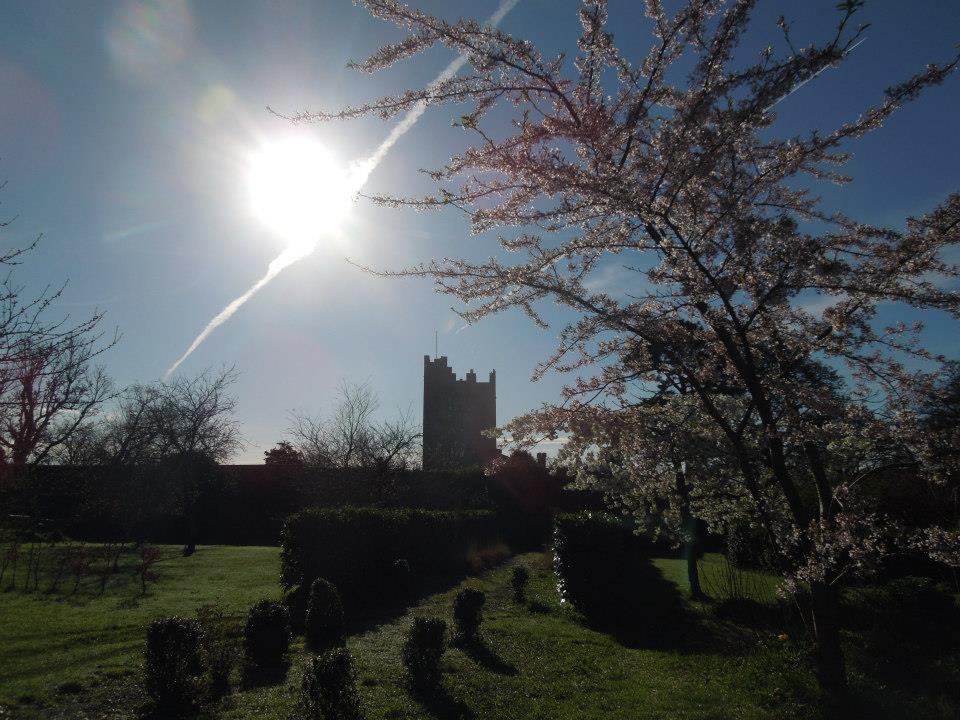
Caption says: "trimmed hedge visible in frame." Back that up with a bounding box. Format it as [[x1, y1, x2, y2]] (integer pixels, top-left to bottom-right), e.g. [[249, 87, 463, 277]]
[[402, 617, 446, 692], [144, 616, 204, 711], [280, 506, 504, 608], [553, 512, 685, 638], [306, 578, 346, 652], [244, 600, 291, 668], [300, 648, 363, 720], [453, 588, 485, 644]]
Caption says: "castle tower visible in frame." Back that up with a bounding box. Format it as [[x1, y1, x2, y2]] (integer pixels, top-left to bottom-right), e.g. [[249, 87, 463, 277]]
[[423, 355, 497, 470]]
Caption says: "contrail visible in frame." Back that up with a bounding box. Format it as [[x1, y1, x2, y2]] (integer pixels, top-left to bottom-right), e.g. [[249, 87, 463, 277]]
[[166, 0, 520, 378], [765, 37, 867, 112], [166, 244, 313, 375]]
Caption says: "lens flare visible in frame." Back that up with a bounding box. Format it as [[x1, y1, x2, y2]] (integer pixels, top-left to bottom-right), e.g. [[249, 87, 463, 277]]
[[166, 0, 521, 378], [247, 137, 353, 244]]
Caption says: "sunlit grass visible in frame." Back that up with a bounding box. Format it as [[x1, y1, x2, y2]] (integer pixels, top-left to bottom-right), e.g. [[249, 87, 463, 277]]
[[1, 546, 954, 720]]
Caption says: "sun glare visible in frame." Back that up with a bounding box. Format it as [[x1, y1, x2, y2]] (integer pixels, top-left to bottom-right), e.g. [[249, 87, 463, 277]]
[[247, 137, 353, 247]]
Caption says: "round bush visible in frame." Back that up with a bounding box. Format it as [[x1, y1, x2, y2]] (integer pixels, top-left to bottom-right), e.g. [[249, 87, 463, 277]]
[[144, 616, 204, 710], [401, 617, 446, 692], [283, 584, 309, 635], [196, 603, 241, 692], [452, 588, 485, 644], [511, 566, 529, 603], [306, 578, 346, 652], [244, 600, 291, 668], [300, 648, 363, 720]]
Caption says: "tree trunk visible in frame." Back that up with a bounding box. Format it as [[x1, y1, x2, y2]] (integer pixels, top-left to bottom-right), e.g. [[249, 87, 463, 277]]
[[685, 538, 703, 599], [810, 580, 847, 695], [674, 464, 705, 600]]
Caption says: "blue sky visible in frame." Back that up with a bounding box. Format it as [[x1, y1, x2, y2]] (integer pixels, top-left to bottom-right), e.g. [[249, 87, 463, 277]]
[[1, 0, 957, 462]]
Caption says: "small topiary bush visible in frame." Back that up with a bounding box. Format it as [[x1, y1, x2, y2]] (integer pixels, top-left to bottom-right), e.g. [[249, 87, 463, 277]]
[[196, 603, 241, 693], [300, 648, 363, 720], [144, 616, 204, 711], [401, 617, 446, 693], [511, 566, 529, 603], [283, 583, 309, 634], [452, 588, 485, 644], [306, 578, 345, 652], [243, 600, 291, 669]]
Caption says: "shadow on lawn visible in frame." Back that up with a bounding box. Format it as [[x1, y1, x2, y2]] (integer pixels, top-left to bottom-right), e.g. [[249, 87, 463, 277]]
[[240, 661, 290, 689], [574, 560, 721, 654], [456, 638, 517, 676], [344, 568, 502, 637], [414, 685, 476, 720]]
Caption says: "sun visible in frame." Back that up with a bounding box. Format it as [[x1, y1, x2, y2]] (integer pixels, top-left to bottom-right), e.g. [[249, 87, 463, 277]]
[[247, 137, 353, 248]]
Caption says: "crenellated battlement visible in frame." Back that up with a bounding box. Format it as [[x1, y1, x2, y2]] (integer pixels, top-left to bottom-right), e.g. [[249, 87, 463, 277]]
[[423, 355, 497, 470]]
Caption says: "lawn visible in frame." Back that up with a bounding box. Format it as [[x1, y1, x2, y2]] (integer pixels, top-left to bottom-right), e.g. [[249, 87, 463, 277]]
[[0, 545, 281, 711], [0, 545, 954, 719]]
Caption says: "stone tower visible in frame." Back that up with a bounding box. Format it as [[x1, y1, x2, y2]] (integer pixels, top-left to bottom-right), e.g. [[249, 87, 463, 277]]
[[422, 355, 497, 470]]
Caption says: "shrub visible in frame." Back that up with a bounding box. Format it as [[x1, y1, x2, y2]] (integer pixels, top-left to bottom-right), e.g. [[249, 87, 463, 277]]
[[401, 617, 446, 692], [850, 577, 960, 694], [300, 648, 363, 720], [452, 588, 485, 644], [306, 578, 345, 652], [283, 584, 309, 634], [280, 506, 503, 608], [511, 566, 529, 603], [196, 603, 241, 692], [843, 576, 960, 648], [725, 523, 776, 571], [243, 600, 291, 668], [553, 512, 685, 637], [144, 616, 204, 711]]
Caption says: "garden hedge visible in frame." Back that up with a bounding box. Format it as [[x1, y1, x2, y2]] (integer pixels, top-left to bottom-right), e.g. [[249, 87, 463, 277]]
[[280, 506, 504, 608]]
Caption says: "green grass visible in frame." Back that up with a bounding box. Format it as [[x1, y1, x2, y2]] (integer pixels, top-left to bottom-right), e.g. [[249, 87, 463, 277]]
[[0, 544, 280, 709], [1, 545, 956, 719]]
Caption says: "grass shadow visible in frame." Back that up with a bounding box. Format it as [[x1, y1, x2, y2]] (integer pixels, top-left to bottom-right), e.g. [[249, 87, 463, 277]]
[[456, 638, 517, 676], [413, 685, 475, 720], [240, 661, 290, 689], [345, 567, 507, 637]]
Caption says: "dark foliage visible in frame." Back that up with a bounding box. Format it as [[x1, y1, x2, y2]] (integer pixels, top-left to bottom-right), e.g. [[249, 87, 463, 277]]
[[300, 648, 363, 720], [243, 600, 291, 669], [306, 578, 346, 652], [144, 616, 204, 711], [280, 506, 504, 609], [452, 588, 486, 644], [402, 617, 446, 693], [842, 577, 960, 697], [392, 558, 412, 605], [4, 463, 589, 547], [195, 603, 241, 693], [725, 524, 777, 571], [283, 583, 309, 635], [511, 566, 529, 603], [553, 512, 686, 642]]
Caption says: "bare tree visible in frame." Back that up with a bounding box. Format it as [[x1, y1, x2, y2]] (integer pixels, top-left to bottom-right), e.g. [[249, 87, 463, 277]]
[[288, 380, 421, 473], [148, 367, 243, 463], [0, 335, 113, 465], [0, 184, 117, 466]]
